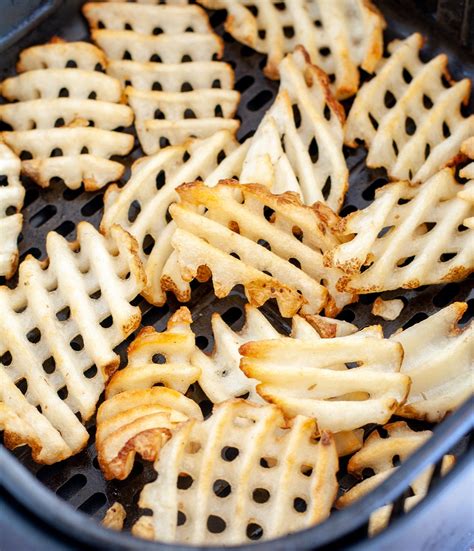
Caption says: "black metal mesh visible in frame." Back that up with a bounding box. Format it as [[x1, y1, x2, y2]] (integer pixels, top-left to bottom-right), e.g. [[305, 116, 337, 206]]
[[1, 0, 473, 544]]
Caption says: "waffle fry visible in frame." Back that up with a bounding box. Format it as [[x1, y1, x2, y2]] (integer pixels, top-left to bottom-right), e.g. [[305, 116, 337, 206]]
[[165, 181, 355, 317], [337, 422, 455, 535], [1, 129, 133, 191], [85, 2, 240, 153], [345, 33, 474, 182], [101, 131, 240, 305], [1, 39, 134, 190], [326, 168, 474, 293], [198, 0, 385, 98], [0, 222, 146, 464], [107, 60, 234, 93], [97, 308, 202, 480], [371, 297, 404, 321], [0, 69, 123, 102], [194, 303, 357, 405], [16, 37, 107, 72], [84, 3, 211, 34], [0, 142, 24, 279], [133, 400, 338, 543], [391, 302, 473, 422], [206, 47, 348, 212], [126, 86, 239, 154], [240, 328, 409, 433]]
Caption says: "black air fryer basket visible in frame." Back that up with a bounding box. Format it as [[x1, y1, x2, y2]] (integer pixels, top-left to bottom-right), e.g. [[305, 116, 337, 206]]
[[0, 1, 473, 550]]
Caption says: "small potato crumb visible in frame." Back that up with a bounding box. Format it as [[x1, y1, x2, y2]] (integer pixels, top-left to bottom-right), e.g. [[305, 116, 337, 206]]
[[371, 297, 404, 321], [102, 502, 126, 531]]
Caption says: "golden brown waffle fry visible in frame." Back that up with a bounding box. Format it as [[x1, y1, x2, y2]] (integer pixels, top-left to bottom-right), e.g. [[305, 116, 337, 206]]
[[133, 400, 338, 543], [239, 328, 409, 433], [0, 142, 24, 279], [101, 131, 240, 305], [345, 33, 474, 182], [165, 180, 355, 317], [391, 302, 473, 422], [0, 222, 146, 464], [194, 303, 357, 405], [85, 2, 239, 153], [102, 502, 126, 531], [371, 297, 404, 321], [97, 308, 202, 480], [326, 168, 474, 293], [198, 0, 385, 98], [336, 422, 455, 536], [1, 39, 134, 190], [205, 47, 348, 212]]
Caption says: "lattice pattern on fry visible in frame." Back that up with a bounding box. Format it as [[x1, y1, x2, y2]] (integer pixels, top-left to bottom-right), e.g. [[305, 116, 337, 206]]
[[345, 33, 474, 183], [133, 400, 338, 544], [0, 142, 24, 279], [0, 222, 146, 464], [326, 168, 474, 293], [240, 328, 409, 433], [336, 422, 455, 536], [97, 308, 202, 480], [390, 302, 473, 422], [164, 180, 356, 317], [204, 47, 348, 212], [101, 131, 240, 305], [0, 38, 134, 190], [194, 303, 357, 405], [84, 2, 240, 153], [198, 0, 385, 98]]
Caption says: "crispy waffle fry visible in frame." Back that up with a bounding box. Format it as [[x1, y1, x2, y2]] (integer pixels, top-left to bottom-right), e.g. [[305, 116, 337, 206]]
[[194, 303, 357, 405], [0, 142, 24, 279], [345, 33, 474, 182], [0, 222, 146, 464], [97, 308, 202, 480], [133, 400, 338, 543], [101, 131, 240, 305], [391, 302, 473, 422], [1, 39, 134, 190], [164, 180, 355, 317], [239, 328, 409, 433], [336, 422, 455, 535], [326, 168, 474, 293], [371, 297, 404, 321], [206, 47, 348, 212], [198, 0, 385, 98], [85, 2, 240, 153], [102, 502, 126, 531]]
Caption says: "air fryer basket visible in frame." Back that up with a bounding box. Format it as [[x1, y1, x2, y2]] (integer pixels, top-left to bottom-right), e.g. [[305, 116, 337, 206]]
[[0, 1, 473, 549]]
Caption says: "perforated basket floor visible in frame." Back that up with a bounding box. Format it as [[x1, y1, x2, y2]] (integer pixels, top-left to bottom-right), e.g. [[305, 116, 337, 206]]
[[1, 0, 473, 545]]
